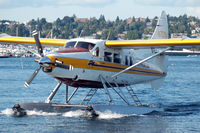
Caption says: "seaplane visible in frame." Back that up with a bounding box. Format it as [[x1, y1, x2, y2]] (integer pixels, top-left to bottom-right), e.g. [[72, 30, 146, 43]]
[[1, 11, 200, 117]]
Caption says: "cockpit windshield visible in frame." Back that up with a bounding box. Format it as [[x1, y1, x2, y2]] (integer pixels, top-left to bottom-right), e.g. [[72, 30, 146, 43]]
[[65, 41, 76, 48], [65, 41, 95, 50]]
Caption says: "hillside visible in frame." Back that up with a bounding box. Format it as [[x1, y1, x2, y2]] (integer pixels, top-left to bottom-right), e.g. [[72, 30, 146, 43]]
[[1, 14, 200, 40]]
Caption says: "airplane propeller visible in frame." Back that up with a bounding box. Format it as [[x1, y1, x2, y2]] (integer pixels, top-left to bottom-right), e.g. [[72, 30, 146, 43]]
[[24, 30, 71, 88], [24, 31, 44, 87]]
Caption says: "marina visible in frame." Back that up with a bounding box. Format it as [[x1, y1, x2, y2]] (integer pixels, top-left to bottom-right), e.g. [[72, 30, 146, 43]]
[[0, 44, 58, 58], [165, 49, 200, 56]]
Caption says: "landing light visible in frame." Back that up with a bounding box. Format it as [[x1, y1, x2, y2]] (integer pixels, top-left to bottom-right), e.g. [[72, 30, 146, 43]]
[[55, 59, 63, 64]]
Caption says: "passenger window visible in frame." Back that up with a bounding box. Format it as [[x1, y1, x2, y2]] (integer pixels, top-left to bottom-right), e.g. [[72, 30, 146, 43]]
[[104, 52, 112, 62], [125, 56, 128, 65], [114, 53, 121, 64], [130, 56, 133, 66]]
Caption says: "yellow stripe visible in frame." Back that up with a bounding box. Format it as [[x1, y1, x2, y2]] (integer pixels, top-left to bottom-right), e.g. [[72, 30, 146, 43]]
[[106, 39, 200, 47], [0, 37, 67, 46], [2, 36, 200, 47], [48, 56, 166, 77]]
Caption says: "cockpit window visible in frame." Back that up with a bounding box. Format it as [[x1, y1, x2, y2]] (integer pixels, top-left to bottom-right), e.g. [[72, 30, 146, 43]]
[[65, 41, 95, 50], [65, 41, 76, 48]]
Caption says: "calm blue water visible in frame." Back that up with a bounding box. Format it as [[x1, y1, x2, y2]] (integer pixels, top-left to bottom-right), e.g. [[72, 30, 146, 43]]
[[0, 56, 200, 133]]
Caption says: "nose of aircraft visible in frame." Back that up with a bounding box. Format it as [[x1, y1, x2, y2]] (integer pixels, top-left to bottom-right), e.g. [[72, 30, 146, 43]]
[[39, 56, 51, 65]]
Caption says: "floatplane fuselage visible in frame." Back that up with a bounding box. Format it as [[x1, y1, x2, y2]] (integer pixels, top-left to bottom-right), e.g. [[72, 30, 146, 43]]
[[1, 11, 200, 117], [44, 38, 166, 89]]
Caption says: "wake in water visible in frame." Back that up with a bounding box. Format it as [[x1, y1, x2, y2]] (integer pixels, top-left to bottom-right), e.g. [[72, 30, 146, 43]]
[[1, 102, 199, 118], [26, 110, 60, 116], [0, 108, 14, 116], [0, 108, 60, 117], [0, 108, 138, 119], [63, 110, 95, 118], [96, 110, 132, 119]]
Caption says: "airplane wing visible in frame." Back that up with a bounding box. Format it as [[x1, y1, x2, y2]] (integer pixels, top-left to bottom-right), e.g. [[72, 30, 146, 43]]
[[106, 39, 200, 49], [106, 11, 200, 49], [0, 34, 67, 46]]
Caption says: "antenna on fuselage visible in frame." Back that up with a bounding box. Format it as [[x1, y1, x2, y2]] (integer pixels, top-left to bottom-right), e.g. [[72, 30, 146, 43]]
[[79, 30, 83, 38], [74, 30, 83, 47]]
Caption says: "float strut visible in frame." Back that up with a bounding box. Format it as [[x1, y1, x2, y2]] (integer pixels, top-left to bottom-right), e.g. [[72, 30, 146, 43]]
[[45, 81, 62, 103], [68, 87, 79, 103], [66, 85, 68, 104]]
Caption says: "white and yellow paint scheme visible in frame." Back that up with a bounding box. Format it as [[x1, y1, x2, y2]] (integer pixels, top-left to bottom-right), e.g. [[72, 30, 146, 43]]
[[1, 11, 200, 90], [43, 38, 167, 88]]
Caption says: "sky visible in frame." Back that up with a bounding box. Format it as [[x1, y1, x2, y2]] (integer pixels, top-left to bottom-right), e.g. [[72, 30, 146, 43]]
[[0, 0, 200, 22]]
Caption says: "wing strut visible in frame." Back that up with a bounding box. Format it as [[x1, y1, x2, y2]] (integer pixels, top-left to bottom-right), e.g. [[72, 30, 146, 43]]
[[111, 47, 171, 78]]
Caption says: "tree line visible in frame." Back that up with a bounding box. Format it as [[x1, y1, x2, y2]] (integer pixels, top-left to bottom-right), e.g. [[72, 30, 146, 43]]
[[0, 14, 199, 40]]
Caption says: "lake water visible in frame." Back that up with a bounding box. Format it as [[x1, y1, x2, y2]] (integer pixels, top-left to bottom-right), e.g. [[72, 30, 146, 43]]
[[0, 56, 200, 133]]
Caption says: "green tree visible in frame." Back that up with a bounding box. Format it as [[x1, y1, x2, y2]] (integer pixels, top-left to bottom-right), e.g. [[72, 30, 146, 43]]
[[145, 17, 150, 23], [102, 29, 117, 40], [18, 24, 29, 37], [126, 30, 139, 40]]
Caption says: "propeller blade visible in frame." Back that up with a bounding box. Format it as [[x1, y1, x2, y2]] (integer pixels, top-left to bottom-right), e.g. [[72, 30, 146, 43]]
[[24, 66, 42, 88], [32, 30, 43, 57]]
